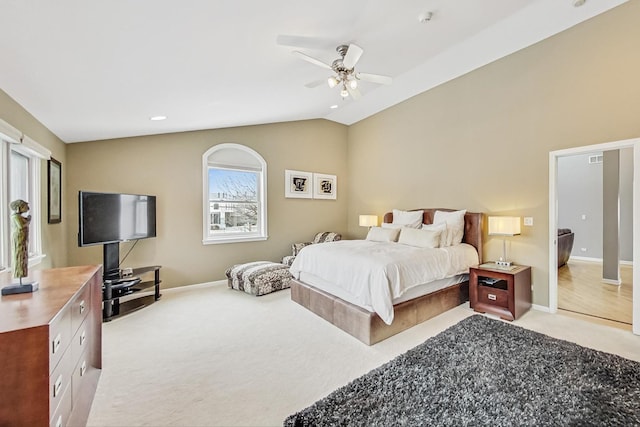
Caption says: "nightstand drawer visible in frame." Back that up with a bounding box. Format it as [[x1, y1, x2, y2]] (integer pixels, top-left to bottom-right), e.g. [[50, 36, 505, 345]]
[[477, 286, 508, 308]]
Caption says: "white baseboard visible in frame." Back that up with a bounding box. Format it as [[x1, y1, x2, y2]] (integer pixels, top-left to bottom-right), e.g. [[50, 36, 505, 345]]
[[569, 255, 633, 266], [532, 304, 552, 313], [161, 280, 227, 293], [601, 278, 622, 286]]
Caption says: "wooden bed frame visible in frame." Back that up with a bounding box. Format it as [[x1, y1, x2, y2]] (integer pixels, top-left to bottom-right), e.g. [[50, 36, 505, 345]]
[[290, 209, 484, 345]]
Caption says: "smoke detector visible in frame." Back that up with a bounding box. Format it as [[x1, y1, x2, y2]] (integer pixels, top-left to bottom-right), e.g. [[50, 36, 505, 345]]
[[418, 12, 433, 23], [573, 0, 586, 7]]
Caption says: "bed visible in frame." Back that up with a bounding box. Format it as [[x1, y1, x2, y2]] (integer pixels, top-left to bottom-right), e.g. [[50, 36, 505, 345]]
[[289, 209, 483, 345]]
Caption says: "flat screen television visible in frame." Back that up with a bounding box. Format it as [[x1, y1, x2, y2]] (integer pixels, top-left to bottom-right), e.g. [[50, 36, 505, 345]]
[[78, 191, 157, 280]]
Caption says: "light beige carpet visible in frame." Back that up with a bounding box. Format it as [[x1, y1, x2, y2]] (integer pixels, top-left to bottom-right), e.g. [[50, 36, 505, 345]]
[[87, 281, 640, 427]]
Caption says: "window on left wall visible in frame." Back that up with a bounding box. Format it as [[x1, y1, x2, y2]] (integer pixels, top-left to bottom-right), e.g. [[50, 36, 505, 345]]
[[0, 129, 48, 272]]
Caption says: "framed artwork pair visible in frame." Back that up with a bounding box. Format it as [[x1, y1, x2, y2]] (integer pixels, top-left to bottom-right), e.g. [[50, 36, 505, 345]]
[[284, 169, 336, 200]]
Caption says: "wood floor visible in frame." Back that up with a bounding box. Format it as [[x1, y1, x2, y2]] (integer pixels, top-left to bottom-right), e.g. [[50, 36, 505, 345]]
[[558, 259, 633, 325]]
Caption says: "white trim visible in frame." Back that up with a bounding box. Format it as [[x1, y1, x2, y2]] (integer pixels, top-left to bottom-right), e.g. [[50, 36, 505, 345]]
[[549, 137, 639, 336], [532, 304, 552, 313], [162, 280, 226, 292], [201, 143, 268, 245], [569, 255, 602, 263], [568, 256, 633, 266], [19, 134, 51, 160], [202, 235, 268, 245], [0, 119, 21, 143], [601, 278, 622, 286]]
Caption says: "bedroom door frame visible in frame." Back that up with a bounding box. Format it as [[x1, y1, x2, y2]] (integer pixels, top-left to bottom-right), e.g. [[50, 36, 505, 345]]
[[548, 137, 639, 336]]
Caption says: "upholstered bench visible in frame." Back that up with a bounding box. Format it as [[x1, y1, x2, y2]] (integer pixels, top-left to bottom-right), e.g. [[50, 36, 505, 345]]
[[225, 261, 292, 296]]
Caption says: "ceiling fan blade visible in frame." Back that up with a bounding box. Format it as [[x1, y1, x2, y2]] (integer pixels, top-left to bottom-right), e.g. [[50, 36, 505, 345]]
[[293, 51, 332, 70], [346, 85, 362, 100], [356, 72, 392, 85], [276, 34, 334, 50], [304, 79, 326, 88], [342, 44, 364, 69]]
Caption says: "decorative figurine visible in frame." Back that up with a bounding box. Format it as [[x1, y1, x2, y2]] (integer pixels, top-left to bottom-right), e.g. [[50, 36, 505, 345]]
[[1, 199, 39, 295]]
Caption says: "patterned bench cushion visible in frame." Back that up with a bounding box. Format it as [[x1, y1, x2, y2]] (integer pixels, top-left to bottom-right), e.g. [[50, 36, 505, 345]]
[[225, 261, 292, 296]]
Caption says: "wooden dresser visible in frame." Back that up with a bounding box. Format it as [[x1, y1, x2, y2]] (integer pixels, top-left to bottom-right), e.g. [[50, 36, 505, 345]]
[[0, 265, 102, 427]]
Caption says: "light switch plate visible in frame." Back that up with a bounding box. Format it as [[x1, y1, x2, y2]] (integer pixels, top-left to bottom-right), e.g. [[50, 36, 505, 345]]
[[524, 217, 533, 226]]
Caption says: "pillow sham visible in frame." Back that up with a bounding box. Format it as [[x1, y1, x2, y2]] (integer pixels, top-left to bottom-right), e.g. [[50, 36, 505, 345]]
[[366, 226, 400, 242], [398, 227, 442, 248], [433, 209, 466, 246], [381, 222, 403, 230], [421, 223, 447, 247], [392, 209, 423, 229]]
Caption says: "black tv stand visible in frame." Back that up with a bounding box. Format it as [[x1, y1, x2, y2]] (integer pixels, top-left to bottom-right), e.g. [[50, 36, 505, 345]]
[[103, 265, 162, 321]]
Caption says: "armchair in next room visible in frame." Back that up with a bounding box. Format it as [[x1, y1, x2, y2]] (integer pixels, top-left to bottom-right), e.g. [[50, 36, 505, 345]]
[[557, 228, 575, 268], [282, 232, 342, 266]]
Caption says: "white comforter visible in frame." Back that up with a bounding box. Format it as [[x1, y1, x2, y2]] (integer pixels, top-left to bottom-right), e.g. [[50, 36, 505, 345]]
[[289, 240, 479, 325]]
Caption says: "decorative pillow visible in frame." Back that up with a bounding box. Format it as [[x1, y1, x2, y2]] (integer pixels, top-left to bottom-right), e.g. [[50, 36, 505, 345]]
[[392, 209, 423, 229], [398, 227, 442, 248], [421, 223, 447, 247], [433, 210, 466, 247], [366, 227, 400, 243]]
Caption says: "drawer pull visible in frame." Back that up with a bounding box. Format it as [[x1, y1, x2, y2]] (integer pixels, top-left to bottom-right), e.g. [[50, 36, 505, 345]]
[[488, 293, 497, 301], [52, 333, 62, 355], [80, 360, 87, 377], [53, 375, 63, 397], [55, 415, 62, 427], [80, 330, 86, 346], [79, 299, 86, 314]]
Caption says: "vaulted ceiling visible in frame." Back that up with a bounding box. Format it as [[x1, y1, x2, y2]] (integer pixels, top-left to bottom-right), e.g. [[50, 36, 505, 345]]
[[0, 0, 627, 143]]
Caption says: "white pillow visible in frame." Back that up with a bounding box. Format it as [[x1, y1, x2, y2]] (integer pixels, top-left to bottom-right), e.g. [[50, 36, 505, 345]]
[[398, 227, 442, 248], [392, 209, 423, 229], [421, 223, 447, 247], [381, 223, 403, 230], [433, 210, 467, 247], [366, 227, 400, 242]]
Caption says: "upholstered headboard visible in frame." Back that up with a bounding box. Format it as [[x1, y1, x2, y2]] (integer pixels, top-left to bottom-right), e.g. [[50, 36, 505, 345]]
[[383, 208, 484, 263]]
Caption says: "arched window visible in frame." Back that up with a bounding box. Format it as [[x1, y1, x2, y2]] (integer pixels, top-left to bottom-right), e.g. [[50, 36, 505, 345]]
[[202, 143, 267, 244]]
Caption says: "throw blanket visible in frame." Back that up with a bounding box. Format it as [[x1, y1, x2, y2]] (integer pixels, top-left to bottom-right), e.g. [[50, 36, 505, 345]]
[[289, 240, 478, 324]]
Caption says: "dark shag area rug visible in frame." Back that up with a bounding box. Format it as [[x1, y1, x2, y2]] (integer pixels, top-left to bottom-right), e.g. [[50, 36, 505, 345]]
[[284, 315, 640, 426]]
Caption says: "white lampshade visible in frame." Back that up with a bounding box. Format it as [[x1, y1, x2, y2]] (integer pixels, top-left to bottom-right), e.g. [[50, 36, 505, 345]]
[[359, 215, 378, 227], [327, 76, 338, 88], [488, 216, 521, 236]]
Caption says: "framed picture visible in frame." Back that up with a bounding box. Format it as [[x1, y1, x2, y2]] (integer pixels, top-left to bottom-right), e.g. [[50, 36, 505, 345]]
[[47, 157, 62, 223], [313, 173, 337, 200], [285, 169, 313, 198]]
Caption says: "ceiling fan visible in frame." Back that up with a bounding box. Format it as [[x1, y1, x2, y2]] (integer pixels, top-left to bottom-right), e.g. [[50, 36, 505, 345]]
[[283, 40, 392, 99]]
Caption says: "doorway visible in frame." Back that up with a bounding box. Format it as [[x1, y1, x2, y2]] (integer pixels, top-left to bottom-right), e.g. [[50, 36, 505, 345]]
[[549, 138, 639, 336], [556, 149, 633, 324]]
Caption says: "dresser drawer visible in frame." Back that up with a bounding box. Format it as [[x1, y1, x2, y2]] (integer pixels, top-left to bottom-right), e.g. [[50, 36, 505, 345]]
[[72, 348, 93, 402], [49, 380, 72, 427], [49, 308, 72, 374], [477, 286, 508, 309], [49, 348, 72, 420], [70, 283, 91, 335], [71, 316, 91, 365]]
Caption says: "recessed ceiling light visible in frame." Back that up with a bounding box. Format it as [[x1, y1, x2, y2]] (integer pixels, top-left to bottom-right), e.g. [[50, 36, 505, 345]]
[[150, 115, 167, 121], [330, 104, 338, 109]]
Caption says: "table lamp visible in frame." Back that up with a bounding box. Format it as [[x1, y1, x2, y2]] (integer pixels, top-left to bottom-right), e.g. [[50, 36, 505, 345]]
[[488, 216, 521, 266], [359, 215, 378, 228]]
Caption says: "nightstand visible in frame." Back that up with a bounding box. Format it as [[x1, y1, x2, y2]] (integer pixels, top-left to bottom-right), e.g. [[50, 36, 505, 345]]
[[469, 264, 532, 321]]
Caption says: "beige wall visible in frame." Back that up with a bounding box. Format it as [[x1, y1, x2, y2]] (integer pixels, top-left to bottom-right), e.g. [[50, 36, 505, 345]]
[[66, 119, 348, 287], [3, 2, 639, 304], [0, 89, 68, 270], [347, 2, 640, 306]]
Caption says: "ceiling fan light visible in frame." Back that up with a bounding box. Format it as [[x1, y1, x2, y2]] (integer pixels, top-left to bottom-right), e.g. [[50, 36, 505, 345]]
[[340, 88, 349, 98], [327, 76, 338, 88], [349, 79, 358, 90]]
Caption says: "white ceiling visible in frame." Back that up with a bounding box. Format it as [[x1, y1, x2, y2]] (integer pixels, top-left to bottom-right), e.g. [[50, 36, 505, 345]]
[[0, 0, 627, 143]]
